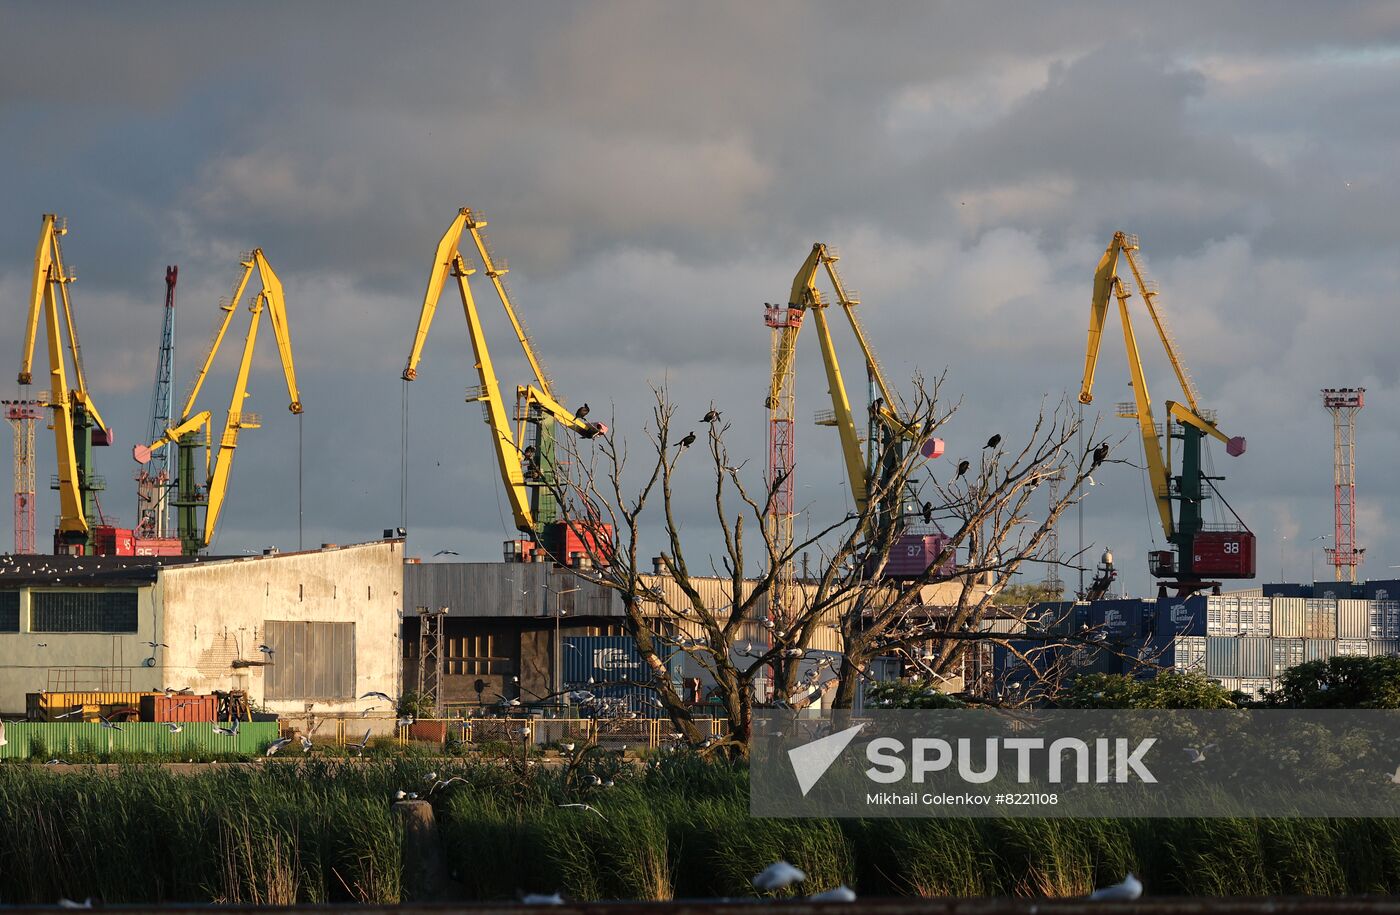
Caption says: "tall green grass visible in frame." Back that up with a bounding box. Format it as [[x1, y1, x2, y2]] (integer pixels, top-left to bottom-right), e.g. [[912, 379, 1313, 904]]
[[2, 755, 1400, 904]]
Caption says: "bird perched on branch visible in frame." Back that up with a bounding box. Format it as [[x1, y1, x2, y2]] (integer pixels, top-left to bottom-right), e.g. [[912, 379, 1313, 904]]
[[678, 431, 697, 449], [922, 501, 933, 524], [985, 434, 1001, 449], [702, 409, 721, 423], [955, 459, 971, 478], [1092, 442, 1110, 468]]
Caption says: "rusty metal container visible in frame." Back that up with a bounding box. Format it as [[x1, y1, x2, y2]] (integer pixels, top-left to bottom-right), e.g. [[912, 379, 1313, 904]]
[[139, 694, 218, 722]]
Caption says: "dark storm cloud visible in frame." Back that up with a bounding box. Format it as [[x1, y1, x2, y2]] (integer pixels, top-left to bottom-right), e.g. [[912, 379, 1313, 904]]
[[3, 3, 1400, 591]]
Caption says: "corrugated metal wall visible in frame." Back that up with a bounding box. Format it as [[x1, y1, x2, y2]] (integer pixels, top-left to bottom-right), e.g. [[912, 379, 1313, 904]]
[[1338, 599, 1370, 640], [1238, 637, 1271, 678], [0, 721, 279, 758], [1206, 637, 1240, 677], [1271, 638, 1304, 676], [264, 620, 355, 700], [1303, 599, 1338, 639], [1272, 597, 1305, 638], [1305, 639, 1337, 662]]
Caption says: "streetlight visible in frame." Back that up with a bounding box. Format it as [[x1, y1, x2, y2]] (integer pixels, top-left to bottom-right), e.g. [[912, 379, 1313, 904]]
[[1309, 535, 1329, 583], [542, 580, 580, 701]]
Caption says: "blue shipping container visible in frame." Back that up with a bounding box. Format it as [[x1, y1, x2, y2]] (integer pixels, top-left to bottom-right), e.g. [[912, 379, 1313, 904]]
[[1089, 599, 1150, 641], [1155, 595, 1207, 638], [561, 635, 680, 717], [1363, 580, 1400, 601]]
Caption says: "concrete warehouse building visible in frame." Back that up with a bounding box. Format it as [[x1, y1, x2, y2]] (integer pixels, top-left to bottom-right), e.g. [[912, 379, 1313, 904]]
[[0, 538, 404, 718]]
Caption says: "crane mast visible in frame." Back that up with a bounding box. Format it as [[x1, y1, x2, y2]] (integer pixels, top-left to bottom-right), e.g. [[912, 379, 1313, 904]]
[[1079, 231, 1252, 596], [17, 215, 112, 554], [136, 265, 178, 538]]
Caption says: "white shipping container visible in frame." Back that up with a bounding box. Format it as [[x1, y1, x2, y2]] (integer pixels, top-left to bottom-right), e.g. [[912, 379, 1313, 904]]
[[1337, 639, 1369, 657], [1369, 639, 1400, 657], [1240, 596, 1272, 637], [1272, 639, 1305, 676], [1338, 599, 1370, 640], [1172, 636, 1206, 673], [1207, 596, 1241, 637], [1303, 598, 1338, 640], [1238, 678, 1274, 698], [1272, 597, 1306, 638]]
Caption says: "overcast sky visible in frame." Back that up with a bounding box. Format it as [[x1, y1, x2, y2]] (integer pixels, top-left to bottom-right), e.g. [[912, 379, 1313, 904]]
[[3, 3, 1400, 594]]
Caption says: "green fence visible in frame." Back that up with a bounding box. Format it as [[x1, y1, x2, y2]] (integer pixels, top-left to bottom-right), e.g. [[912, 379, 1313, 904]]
[[0, 722, 280, 758]]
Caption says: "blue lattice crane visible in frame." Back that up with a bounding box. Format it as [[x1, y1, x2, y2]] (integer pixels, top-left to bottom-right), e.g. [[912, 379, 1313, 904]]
[[136, 265, 177, 537]]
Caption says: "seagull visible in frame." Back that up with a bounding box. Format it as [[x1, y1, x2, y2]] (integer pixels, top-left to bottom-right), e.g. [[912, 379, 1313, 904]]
[[165, 723, 183, 733], [257, 644, 275, 657], [677, 431, 697, 449], [575, 403, 591, 419], [753, 860, 807, 891], [558, 803, 606, 820], [1092, 442, 1110, 468], [213, 719, 241, 737], [301, 734, 314, 753], [584, 774, 602, 787], [397, 716, 416, 728], [985, 434, 1001, 449], [349, 729, 372, 756], [145, 641, 170, 649], [521, 893, 564, 906], [35, 642, 47, 648], [44, 758, 67, 766], [55, 706, 83, 719], [702, 409, 721, 423], [430, 776, 468, 795], [266, 737, 293, 756], [1183, 744, 1216, 764], [433, 549, 459, 556], [562, 742, 576, 752], [809, 885, 857, 902], [57, 899, 93, 910], [361, 707, 379, 716], [955, 459, 971, 478], [99, 716, 123, 731], [1088, 873, 1142, 901], [361, 691, 393, 703]]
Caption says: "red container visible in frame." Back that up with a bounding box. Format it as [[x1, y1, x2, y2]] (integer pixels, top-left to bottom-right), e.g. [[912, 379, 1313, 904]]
[[140, 694, 218, 722], [545, 521, 614, 566], [870, 533, 955, 579], [408, 720, 447, 743], [134, 537, 183, 556], [93, 526, 135, 556], [1191, 531, 1256, 578]]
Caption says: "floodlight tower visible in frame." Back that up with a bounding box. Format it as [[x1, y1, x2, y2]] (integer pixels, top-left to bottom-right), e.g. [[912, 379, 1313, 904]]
[[4, 399, 44, 553], [1321, 387, 1365, 582]]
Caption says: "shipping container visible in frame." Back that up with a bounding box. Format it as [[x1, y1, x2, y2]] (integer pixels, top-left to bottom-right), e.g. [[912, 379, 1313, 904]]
[[1029, 601, 1088, 636], [1303, 599, 1338, 640], [1206, 596, 1240, 637], [0, 721, 279, 758], [1314, 581, 1354, 601], [1338, 599, 1370, 640], [1172, 636, 1207, 673], [1211, 677, 1242, 692], [1337, 639, 1369, 657], [1238, 678, 1274, 698], [561, 635, 679, 717], [1205, 637, 1241, 678], [1271, 597, 1306, 638], [1090, 599, 1149, 641], [134, 537, 183, 557], [1239, 637, 1272, 678], [1371, 601, 1400, 640], [1369, 639, 1400, 658], [93, 526, 135, 556], [26, 692, 158, 721], [1362, 579, 1400, 601], [1240, 597, 1272, 637], [1271, 638, 1305, 676], [1192, 531, 1255, 578], [407, 720, 448, 743], [1305, 639, 1338, 663], [138, 694, 217, 722], [1155, 595, 1206, 638], [1263, 583, 1307, 598]]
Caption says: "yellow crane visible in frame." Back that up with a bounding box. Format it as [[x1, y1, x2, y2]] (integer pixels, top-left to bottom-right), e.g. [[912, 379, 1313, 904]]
[[402, 207, 603, 540], [18, 215, 112, 553], [1079, 231, 1252, 594], [133, 250, 302, 554], [766, 243, 942, 597]]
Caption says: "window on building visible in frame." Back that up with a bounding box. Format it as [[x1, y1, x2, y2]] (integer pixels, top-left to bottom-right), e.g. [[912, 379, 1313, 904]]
[[0, 591, 17, 632], [446, 633, 511, 675], [263, 620, 356, 699], [32, 591, 137, 632]]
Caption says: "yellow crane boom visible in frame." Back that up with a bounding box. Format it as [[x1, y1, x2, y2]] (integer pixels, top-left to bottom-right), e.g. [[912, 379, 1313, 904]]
[[402, 208, 600, 535], [18, 215, 110, 547], [134, 249, 302, 550]]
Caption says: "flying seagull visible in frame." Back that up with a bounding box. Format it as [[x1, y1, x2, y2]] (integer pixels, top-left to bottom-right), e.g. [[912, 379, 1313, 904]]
[[165, 723, 183, 733], [361, 691, 393, 703], [1088, 873, 1142, 901], [144, 641, 169, 649], [433, 549, 459, 556], [985, 434, 1001, 449], [678, 431, 697, 449], [753, 860, 807, 892], [702, 409, 721, 423], [256, 644, 275, 657], [349, 729, 372, 756], [955, 459, 971, 478], [558, 803, 606, 820], [55, 706, 83, 719], [1183, 744, 1216, 764], [301, 734, 314, 753], [213, 719, 241, 737], [266, 737, 293, 756], [99, 716, 122, 731]]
